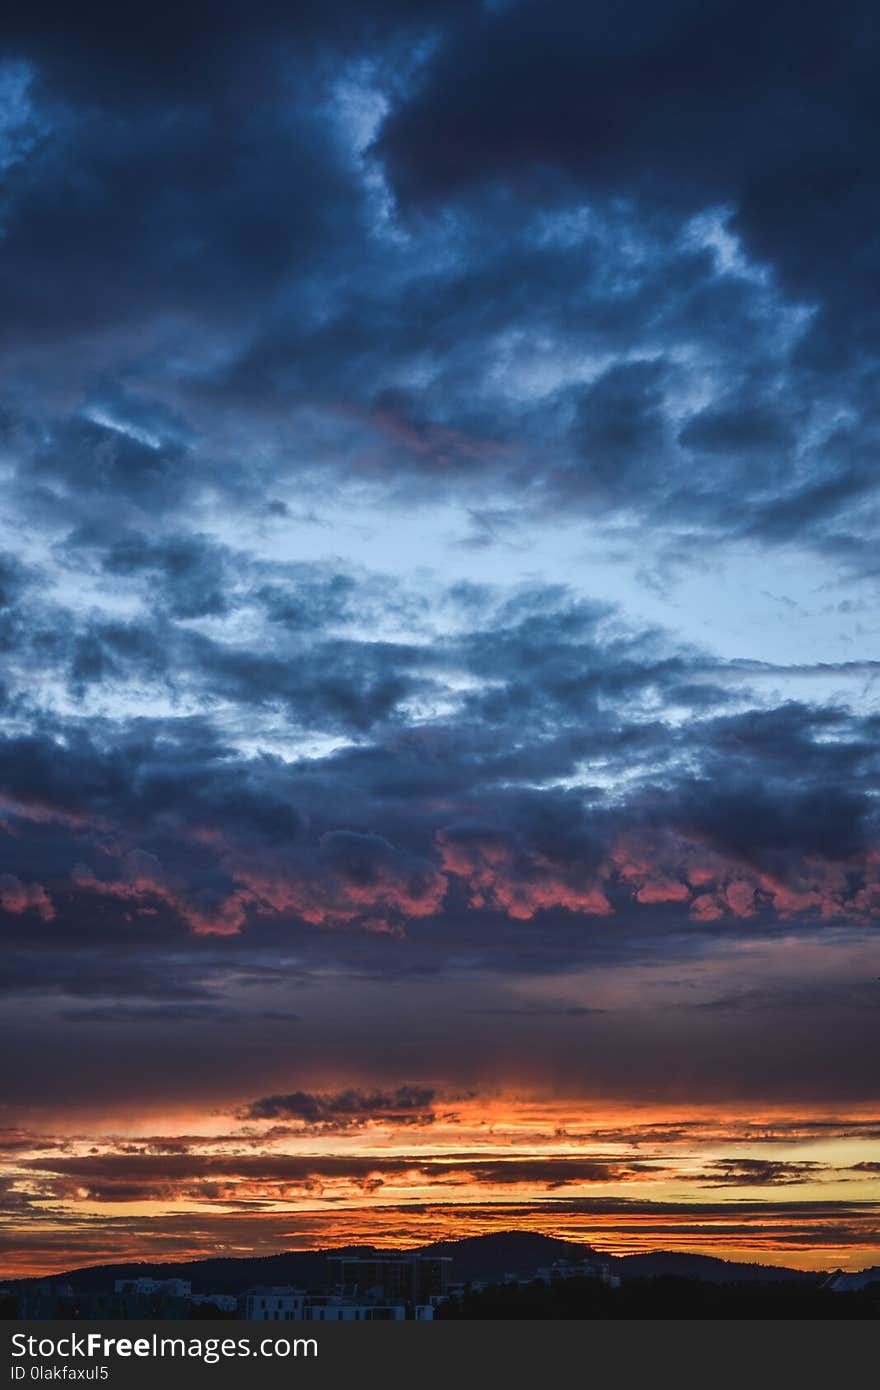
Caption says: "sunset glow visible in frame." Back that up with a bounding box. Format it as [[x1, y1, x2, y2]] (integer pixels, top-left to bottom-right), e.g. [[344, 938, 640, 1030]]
[[1, 0, 879, 1289]]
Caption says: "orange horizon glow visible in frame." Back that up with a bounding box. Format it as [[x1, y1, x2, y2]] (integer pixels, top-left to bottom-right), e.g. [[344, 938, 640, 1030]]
[[3, 1096, 879, 1279]]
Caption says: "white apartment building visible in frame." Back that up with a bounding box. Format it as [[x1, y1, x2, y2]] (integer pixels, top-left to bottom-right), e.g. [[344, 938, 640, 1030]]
[[113, 1277, 192, 1298], [241, 1287, 308, 1320], [240, 1286, 434, 1321]]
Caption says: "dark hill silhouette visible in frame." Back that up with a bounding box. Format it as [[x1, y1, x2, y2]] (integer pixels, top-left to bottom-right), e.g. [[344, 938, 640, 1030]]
[[615, 1250, 818, 1284], [2, 1232, 824, 1293], [411, 1231, 600, 1281]]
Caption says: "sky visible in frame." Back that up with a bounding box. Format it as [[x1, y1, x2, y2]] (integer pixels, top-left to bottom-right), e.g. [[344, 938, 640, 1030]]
[[1, 0, 879, 1279]]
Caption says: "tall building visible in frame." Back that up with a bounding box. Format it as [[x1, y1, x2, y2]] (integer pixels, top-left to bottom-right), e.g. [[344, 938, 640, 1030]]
[[325, 1254, 451, 1302]]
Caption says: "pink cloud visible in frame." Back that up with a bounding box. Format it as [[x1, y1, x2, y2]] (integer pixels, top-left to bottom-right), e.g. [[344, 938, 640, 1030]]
[[437, 831, 612, 920], [0, 873, 55, 922]]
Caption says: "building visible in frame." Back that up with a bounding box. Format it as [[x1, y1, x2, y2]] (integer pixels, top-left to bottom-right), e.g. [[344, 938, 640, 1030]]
[[822, 1267, 880, 1293], [535, 1257, 620, 1289], [325, 1255, 451, 1302], [114, 1277, 192, 1298], [190, 1292, 239, 1313], [240, 1284, 434, 1321], [306, 1298, 406, 1321], [241, 1287, 309, 1321]]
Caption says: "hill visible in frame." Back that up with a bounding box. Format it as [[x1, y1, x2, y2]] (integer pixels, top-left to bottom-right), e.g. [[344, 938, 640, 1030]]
[[614, 1250, 818, 1284], [3, 1231, 829, 1294]]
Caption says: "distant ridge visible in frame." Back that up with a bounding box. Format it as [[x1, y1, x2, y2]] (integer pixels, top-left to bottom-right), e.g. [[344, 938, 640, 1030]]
[[613, 1249, 819, 1284], [3, 1231, 825, 1292]]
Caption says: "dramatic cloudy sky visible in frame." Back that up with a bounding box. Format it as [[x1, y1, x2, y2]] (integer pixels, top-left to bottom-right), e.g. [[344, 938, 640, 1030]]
[[1, 0, 879, 1277]]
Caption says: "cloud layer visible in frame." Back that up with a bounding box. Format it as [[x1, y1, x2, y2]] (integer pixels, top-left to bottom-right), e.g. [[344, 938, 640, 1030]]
[[0, 0, 878, 1275]]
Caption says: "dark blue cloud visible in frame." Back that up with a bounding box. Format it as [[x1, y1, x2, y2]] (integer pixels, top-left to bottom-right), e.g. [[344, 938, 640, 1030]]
[[0, 1, 874, 563], [0, 1, 877, 1128]]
